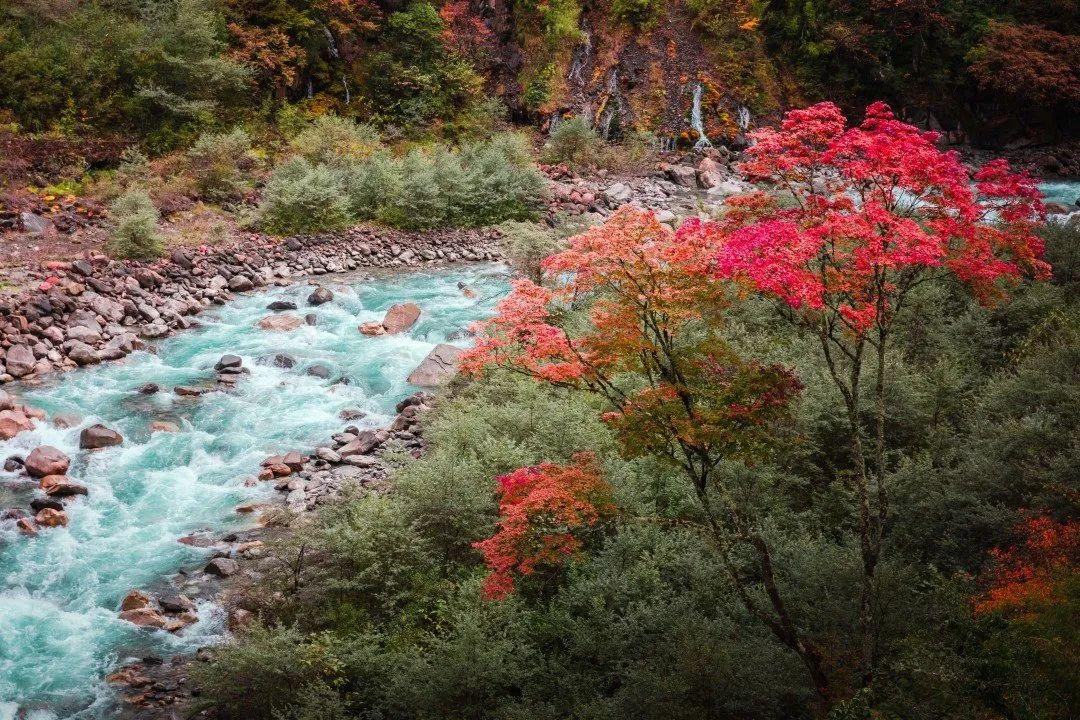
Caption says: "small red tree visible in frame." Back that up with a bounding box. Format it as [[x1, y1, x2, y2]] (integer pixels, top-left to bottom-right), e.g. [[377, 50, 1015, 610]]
[[975, 516, 1079, 619], [464, 207, 827, 697], [710, 100, 1049, 684], [474, 453, 614, 599]]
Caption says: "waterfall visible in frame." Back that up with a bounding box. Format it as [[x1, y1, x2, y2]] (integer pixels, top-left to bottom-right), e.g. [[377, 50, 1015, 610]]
[[691, 83, 712, 150], [321, 26, 350, 105], [598, 70, 619, 140], [736, 105, 751, 131]]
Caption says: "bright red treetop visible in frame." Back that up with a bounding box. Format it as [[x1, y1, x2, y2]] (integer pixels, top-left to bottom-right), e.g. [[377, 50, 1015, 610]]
[[715, 101, 1049, 333]]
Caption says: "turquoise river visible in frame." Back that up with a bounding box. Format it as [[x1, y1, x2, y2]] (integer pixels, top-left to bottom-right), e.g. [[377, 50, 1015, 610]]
[[0, 264, 508, 719]]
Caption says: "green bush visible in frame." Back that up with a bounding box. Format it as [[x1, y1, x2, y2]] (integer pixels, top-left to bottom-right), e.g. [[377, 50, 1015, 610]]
[[541, 117, 601, 167], [257, 157, 352, 235], [611, 0, 663, 29], [186, 128, 254, 202], [267, 132, 542, 232], [116, 146, 151, 188], [343, 150, 404, 222], [107, 187, 163, 259], [289, 115, 381, 166]]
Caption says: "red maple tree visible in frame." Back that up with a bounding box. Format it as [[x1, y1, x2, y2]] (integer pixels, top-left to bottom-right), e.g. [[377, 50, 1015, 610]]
[[708, 100, 1049, 685]]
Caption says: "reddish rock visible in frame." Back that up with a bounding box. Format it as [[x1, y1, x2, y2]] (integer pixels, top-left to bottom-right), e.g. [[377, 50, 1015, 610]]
[[256, 467, 274, 481], [150, 421, 179, 433], [24, 446, 71, 478], [119, 607, 168, 630], [174, 385, 209, 396], [80, 423, 124, 449], [40, 475, 88, 497], [382, 303, 421, 334], [17, 517, 37, 536], [282, 451, 305, 471], [0, 409, 34, 440], [359, 321, 386, 336], [120, 590, 153, 611], [268, 463, 292, 478], [256, 314, 303, 331], [164, 612, 199, 632], [5, 344, 36, 378], [338, 429, 389, 457], [106, 666, 152, 687], [35, 508, 68, 527], [52, 412, 82, 429]]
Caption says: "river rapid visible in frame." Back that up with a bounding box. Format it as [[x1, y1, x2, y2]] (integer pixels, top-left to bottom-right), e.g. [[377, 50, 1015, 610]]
[[0, 264, 507, 719]]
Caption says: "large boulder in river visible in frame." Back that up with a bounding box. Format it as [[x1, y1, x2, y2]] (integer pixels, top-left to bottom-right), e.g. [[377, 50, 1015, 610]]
[[4, 344, 36, 378], [407, 344, 464, 387], [119, 607, 168, 630], [308, 287, 333, 306], [0, 409, 35, 440], [80, 424, 124, 449], [35, 508, 68, 528], [382, 303, 421, 334], [266, 300, 298, 311], [214, 354, 242, 371], [256, 314, 303, 332], [339, 429, 389, 457], [25, 446, 71, 478], [40, 475, 88, 497]]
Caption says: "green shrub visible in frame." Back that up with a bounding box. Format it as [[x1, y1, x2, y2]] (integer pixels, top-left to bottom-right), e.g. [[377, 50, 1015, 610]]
[[343, 150, 404, 222], [541, 117, 601, 167], [116, 146, 151, 188], [611, 0, 663, 29], [289, 115, 381, 166], [187, 128, 254, 202], [498, 221, 568, 282], [278, 132, 542, 232], [107, 187, 163, 259], [258, 157, 352, 235]]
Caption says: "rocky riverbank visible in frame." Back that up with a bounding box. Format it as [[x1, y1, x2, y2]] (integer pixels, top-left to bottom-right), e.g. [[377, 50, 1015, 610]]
[[104, 387, 438, 718], [0, 225, 501, 384]]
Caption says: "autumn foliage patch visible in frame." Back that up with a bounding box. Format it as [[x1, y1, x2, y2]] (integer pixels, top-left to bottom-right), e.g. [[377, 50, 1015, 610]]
[[474, 453, 614, 599]]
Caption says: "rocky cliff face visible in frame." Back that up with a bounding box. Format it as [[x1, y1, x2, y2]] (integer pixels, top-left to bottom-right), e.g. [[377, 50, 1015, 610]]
[[476, 0, 781, 146]]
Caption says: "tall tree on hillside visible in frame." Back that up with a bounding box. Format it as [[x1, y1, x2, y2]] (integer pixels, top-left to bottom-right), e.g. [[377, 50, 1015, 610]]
[[712, 100, 1049, 685]]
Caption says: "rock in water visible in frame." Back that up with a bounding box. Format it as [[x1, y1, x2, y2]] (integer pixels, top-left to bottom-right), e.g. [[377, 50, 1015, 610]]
[[382, 303, 421, 334], [24, 446, 71, 478], [266, 300, 298, 311], [308, 287, 333, 305], [214, 354, 243, 371], [306, 364, 331, 379], [359, 321, 386, 336], [40, 475, 88, 497], [35, 508, 68, 527], [80, 424, 124, 449], [119, 607, 168, 630], [120, 590, 153, 611], [0, 410, 34, 440], [205, 557, 239, 577], [407, 344, 465, 387], [256, 314, 303, 332]]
